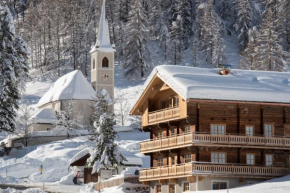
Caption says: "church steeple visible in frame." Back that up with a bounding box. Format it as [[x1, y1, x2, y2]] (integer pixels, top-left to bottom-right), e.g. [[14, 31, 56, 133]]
[[90, 0, 115, 105], [96, 0, 112, 49]]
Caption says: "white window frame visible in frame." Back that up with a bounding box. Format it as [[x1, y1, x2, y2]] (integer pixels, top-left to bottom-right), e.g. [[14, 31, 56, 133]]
[[246, 154, 255, 165], [211, 124, 226, 135], [157, 131, 163, 139], [156, 184, 162, 193], [169, 183, 176, 193], [265, 124, 273, 137], [246, 126, 254, 136], [157, 158, 163, 167], [211, 180, 229, 190], [266, 154, 273, 166], [183, 181, 190, 192], [184, 154, 191, 163], [211, 152, 226, 164], [184, 125, 191, 134]]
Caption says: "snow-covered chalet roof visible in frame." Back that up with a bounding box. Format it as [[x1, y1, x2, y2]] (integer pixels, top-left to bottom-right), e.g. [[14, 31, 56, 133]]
[[38, 70, 96, 107], [30, 108, 57, 124], [132, 65, 290, 110], [90, 0, 115, 53]]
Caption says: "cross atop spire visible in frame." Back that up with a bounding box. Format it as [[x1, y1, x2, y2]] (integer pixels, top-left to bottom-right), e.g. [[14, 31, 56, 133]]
[[96, 0, 112, 49]]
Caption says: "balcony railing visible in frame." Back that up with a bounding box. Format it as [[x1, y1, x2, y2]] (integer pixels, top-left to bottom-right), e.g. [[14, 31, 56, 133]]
[[148, 107, 180, 124], [139, 132, 290, 153], [192, 133, 290, 149], [139, 163, 290, 181], [140, 133, 193, 153]]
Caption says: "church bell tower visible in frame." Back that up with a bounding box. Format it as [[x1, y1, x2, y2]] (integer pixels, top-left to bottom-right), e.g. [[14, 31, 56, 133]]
[[90, 0, 115, 101]]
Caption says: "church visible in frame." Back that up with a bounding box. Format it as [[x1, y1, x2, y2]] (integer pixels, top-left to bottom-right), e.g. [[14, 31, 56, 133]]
[[30, 0, 115, 131]]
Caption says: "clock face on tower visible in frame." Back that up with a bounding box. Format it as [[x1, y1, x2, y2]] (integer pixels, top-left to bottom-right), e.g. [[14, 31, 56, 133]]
[[101, 73, 109, 82]]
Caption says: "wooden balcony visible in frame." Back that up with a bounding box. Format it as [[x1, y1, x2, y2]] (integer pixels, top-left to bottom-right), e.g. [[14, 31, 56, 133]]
[[148, 107, 180, 124], [139, 163, 290, 181], [140, 133, 193, 154], [192, 133, 290, 150], [140, 132, 290, 154]]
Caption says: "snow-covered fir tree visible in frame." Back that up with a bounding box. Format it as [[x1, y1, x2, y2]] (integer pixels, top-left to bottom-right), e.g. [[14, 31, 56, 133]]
[[169, 19, 182, 65], [240, 26, 259, 70], [234, 0, 254, 49], [255, 7, 286, 71], [171, 0, 192, 49], [212, 22, 226, 66], [0, 6, 29, 133], [123, 0, 151, 78], [87, 89, 125, 174]]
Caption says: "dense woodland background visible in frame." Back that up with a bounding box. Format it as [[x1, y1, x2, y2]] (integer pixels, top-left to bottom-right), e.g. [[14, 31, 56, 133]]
[[1, 0, 290, 78]]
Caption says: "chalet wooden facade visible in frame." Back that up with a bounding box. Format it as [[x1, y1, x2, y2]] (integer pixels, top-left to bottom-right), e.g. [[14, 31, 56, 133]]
[[130, 66, 290, 193]]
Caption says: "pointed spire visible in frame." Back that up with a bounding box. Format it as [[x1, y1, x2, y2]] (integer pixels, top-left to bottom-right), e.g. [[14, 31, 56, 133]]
[[96, 0, 112, 49]]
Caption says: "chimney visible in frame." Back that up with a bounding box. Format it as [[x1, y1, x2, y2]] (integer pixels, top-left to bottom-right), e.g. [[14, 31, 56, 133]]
[[218, 64, 231, 75]]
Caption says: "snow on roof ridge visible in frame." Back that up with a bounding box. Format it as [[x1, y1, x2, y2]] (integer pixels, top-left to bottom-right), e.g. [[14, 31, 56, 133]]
[[37, 70, 96, 107], [131, 65, 290, 111]]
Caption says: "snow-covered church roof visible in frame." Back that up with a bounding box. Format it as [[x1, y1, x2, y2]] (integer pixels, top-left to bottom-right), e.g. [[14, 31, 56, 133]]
[[38, 70, 96, 107], [90, 0, 115, 53], [30, 108, 57, 124], [132, 65, 290, 108]]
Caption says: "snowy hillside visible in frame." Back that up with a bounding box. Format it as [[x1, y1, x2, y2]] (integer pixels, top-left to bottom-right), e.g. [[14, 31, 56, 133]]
[[0, 131, 149, 183]]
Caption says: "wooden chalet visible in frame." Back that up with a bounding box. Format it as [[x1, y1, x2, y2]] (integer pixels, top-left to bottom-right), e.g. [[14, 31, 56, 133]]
[[130, 65, 290, 193]]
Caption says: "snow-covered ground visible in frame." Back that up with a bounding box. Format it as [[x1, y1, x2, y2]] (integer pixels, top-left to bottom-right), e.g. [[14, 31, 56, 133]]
[[0, 131, 149, 180]]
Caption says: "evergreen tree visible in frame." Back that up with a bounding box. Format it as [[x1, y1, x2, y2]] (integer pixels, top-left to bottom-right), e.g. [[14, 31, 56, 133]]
[[87, 89, 125, 174], [240, 27, 259, 70], [255, 7, 286, 71], [123, 0, 151, 78], [0, 6, 29, 133], [234, 0, 254, 49], [171, 0, 192, 49], [169, 19, 182, 65], [212, 22, 226, 65]]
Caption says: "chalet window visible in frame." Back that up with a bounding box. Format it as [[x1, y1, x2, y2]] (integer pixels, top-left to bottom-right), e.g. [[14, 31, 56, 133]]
[[161, 101, 166, 109], [102, 57, 109, 68], [173, 97, 179, 107], [157, 131, 163, 139], [171, 127, 176, 136], [266, 154, 273, 166], [184, 154, 191, 163], [169, 184, 175, 193], [265, 124, 273, 137], [93, 59, 96, 69], [211, 125, 226, 135], [246, 154, 255, 165], [212, 181, 228, 190], [156, 185, 162, 193], [246, 126, 254, 136], [211, 153, 226, 164], [183, 182, 190, 192], [171, 156, 175, 165], [168, 99, 173, 108], [157, 158, 163, 167], [184, 125, 191, 134]]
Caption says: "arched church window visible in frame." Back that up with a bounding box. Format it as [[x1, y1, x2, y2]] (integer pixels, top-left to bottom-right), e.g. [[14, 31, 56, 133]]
[[102, 57, 109, 68], [93, 59, 95, 69]]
